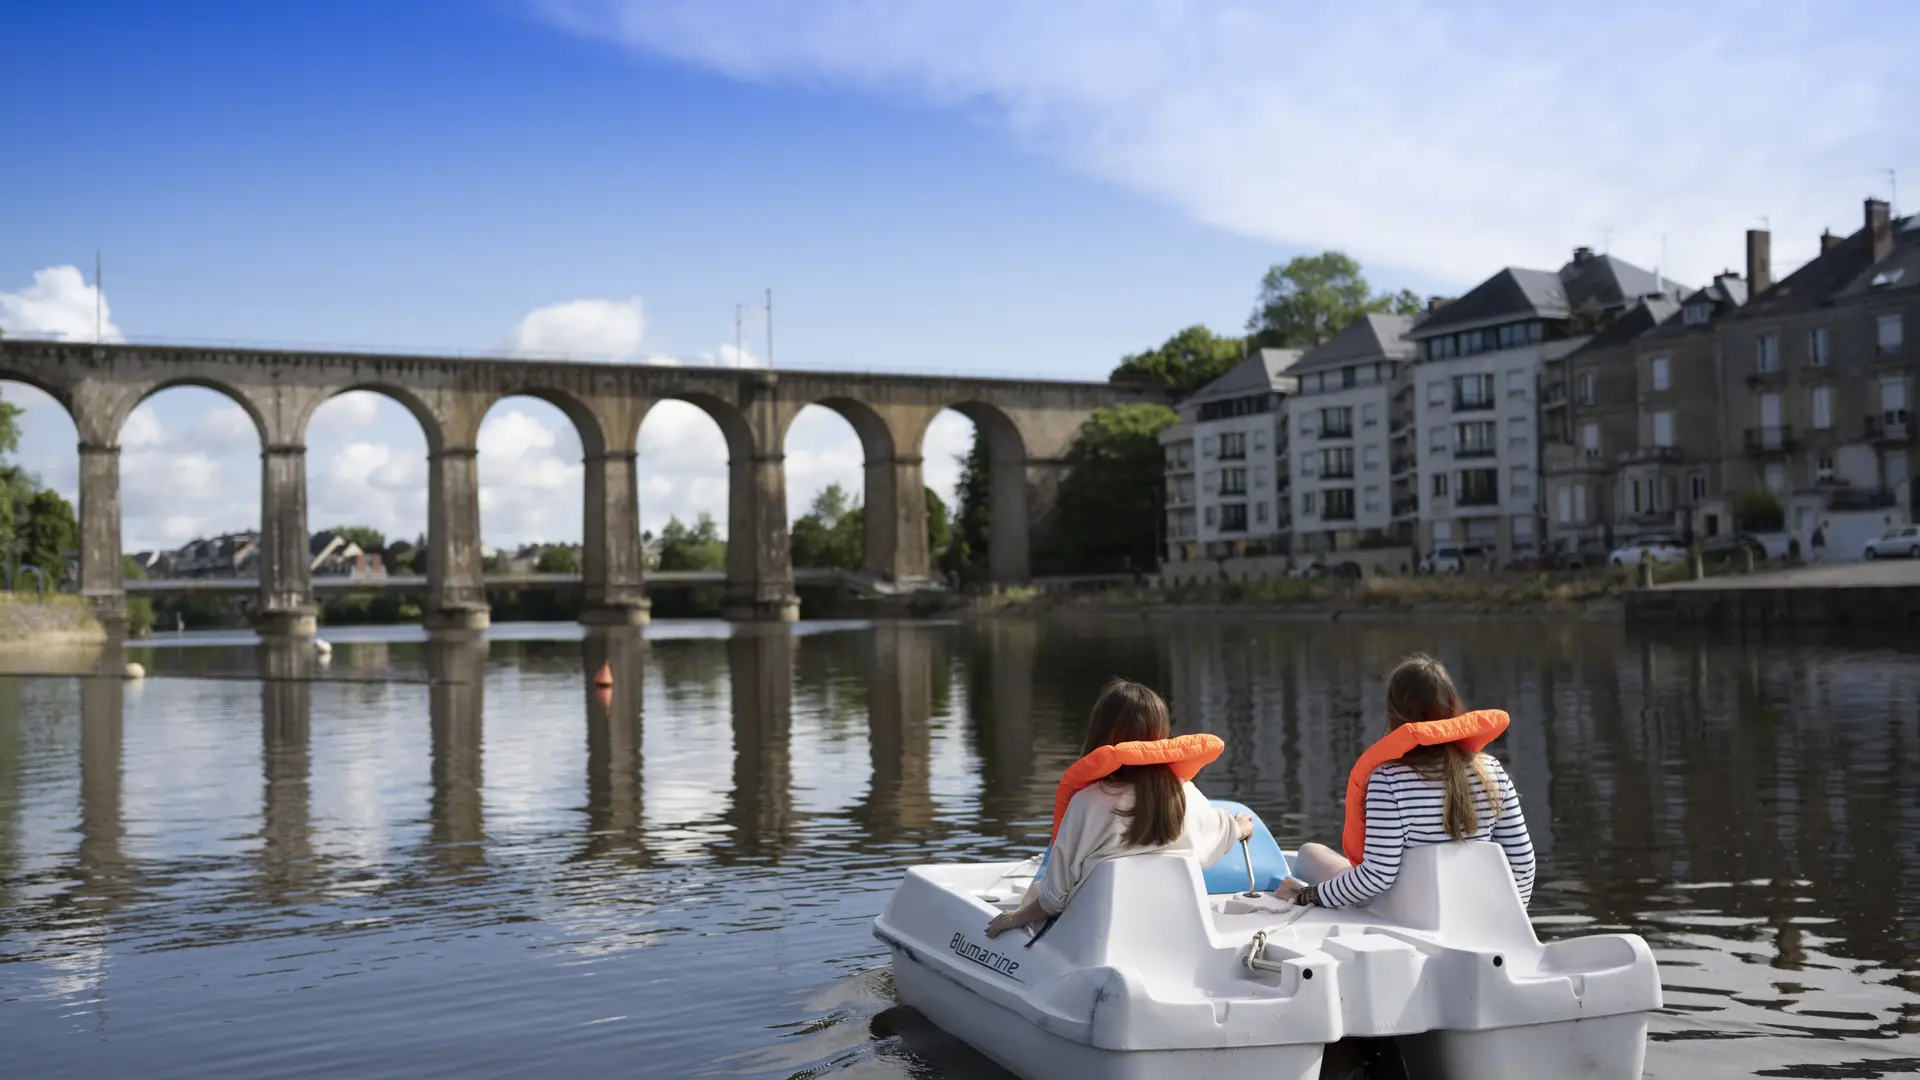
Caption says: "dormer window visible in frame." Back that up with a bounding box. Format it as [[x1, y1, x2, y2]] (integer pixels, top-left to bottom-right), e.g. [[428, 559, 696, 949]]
[[1683, 302, 1711, 326]]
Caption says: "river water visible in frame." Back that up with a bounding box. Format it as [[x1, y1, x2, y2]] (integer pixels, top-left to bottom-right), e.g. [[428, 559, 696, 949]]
[[0, 617, 1915, 1078]]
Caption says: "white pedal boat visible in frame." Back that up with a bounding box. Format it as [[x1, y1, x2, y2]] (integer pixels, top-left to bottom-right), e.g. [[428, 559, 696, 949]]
[[874, 805, 1661, 1080]]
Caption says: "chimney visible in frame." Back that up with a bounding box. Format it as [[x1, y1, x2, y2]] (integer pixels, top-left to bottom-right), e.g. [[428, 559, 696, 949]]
[[1820, 229, 1841, 254], [1427, 296, 1448, 313], [1572, 246, 1595, 266], [1745, 229, 1771, 296], [1867, 197, 1893, 263]]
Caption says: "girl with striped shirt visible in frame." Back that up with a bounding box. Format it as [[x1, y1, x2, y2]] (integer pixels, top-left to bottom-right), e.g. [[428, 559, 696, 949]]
[[1276, 654, 1536, 909]]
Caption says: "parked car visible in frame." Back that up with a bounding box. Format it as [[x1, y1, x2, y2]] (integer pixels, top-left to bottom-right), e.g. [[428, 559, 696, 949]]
[[1608, 535, 1688, 566], [1701, 533, 1768, 566], [1419, 547, 1466, 574], [1862, 524, 1920, 559]]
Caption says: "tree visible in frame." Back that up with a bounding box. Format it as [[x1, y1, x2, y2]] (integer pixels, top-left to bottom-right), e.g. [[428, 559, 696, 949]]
[[945, 433, 992, 579], [19, 489, 76, 581], [334, 525, 386, 554], [1109, 325, 1245, 394], [534, 545, 580, 573], [657, 513, 726, 572], [1044, 403, 1179, 573], [1246, 252, 1421, 349], [790, 483, 864, 569], [122, 555, 156, 637], [924, 487, 951, 566]]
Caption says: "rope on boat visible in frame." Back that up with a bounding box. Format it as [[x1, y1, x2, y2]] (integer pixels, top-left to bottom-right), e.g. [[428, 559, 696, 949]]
[[1242, 907, 1313, 973]]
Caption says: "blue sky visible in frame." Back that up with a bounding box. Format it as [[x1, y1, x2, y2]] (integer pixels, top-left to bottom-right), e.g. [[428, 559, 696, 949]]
[[3, 1, 1915, 551]]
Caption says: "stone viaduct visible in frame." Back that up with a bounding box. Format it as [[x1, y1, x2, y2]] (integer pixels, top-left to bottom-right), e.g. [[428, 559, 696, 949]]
[[0, 339, 1165, 635]]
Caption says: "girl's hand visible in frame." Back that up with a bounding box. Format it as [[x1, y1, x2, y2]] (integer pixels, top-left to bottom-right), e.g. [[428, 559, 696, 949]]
[[984, 911, 1021, 939], [1273, 877, 1306, 903], [1233, 812, 1255, 842]]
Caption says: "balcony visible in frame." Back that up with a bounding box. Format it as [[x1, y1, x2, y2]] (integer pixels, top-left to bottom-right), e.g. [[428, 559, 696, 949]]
[[1454, 445, 1497, 460], [1392, 496, 1420, 518], [1619, 446, 1683, 465], [1322, 505, 1356, 522], [1866, 409, 1911, 443], [1320, 425, 1354, 440], [1453, 395, 1497, 413], [1457, 492, 1501, 508], [1742, 425, 1799, 455], [1541, 382, 1567, 408], [1745, 366, 1785, 389], [1391, 454, 1418, 475], [1320, 466, 1355, 481]]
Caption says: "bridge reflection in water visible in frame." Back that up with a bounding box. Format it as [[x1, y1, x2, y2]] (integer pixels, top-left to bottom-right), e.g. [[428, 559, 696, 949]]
[[6, 619, 1916, 1079]]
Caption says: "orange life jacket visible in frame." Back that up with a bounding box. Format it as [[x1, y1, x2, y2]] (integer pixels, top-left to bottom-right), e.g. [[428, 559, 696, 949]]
[[1051, 733, 1225, 840], [1341, 709, 1509, 864]]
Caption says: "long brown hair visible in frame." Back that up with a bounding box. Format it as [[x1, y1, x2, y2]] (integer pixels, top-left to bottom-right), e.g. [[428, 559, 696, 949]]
[[1081, 678, 1183, 847], [1385, 653, 1500, 839]]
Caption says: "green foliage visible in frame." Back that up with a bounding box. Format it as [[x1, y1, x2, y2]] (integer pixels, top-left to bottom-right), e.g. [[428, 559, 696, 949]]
[[18, 488, 76, 582], [0, 388, 20, 456], [1731, 488, 1784, 532], [924, 487, 951, 566], [534, 545, 580, 573], [121, 556, 156, 636], [333, 524, 386, 554], [1109, 325, 1245, 394], [1044, 403, 1179, 573], [657, 513, 726, 572], [790, 483, 864, 569], [1246, 252, 1421, 349], [945, 432, 991, 579]]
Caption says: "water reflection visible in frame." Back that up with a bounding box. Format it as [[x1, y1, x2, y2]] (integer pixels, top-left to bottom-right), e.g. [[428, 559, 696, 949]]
[[0, 620, 1915, 1078], [427, 632, 487, 872]]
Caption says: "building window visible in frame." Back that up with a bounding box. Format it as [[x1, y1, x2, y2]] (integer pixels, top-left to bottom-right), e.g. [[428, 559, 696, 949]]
[[1652, 411, 1674, 447], [1220, 504, 1248, 532], [1342, 366, 1358, 389], [1455, 420, 1497, 458], [1203, 470, 1218, 493], [1880, 313, 1905, 355], [1809, 326, 1830, 366], [1362, 445, 1382, 471], [1507, 414, 1529, 447], [1506, 369, 1528, 398], [1576, 373, 1595, 405], [1427, 380, 1448, 407], [1253, 427, 1268, 452], [1253, 465, 1269, 489], [1429, 426, 1448, 453], [1323, 489, 1355, 521], [1453, 373, 1495, 410], [1255, 501, 1269, 524], [1689, 472, 1707, 502], [1320, 406, 1353, 437], [1219, 432, 1247, 460], [1881, 375, 1908, 414], [1361, 403, 1379, 427], [1432, 472, 1449, 497], [1756, 332, 1780, 373], [1764, 463, 1787, 494], [1650, 355, 1670, 392], [1220, 467, 1248, 495], [1320, 447, 1354, 479], [1204, 506, 1217, 527], [1458, 468, 1499, 506], [1580, 422, 1600, 457], [1683, 301, 1710, 325], [1816, 454, 1835, 482], [1557, 486, 1573, 523], [1303, 492, 1316, 516], [1364, 486, 1382, 513], [1812, 385, 1832, 430], [1202, 435, 1218, 457], [1510, 464, 1533, 499]]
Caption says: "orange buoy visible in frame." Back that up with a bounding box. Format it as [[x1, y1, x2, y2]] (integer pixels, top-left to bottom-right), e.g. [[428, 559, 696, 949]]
[[593, 661, 614, 687]]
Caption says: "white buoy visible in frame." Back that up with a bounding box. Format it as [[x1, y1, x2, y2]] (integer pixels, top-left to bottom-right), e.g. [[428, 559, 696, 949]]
[[123, 662, 145, 680], [313, 639, 333, 655]]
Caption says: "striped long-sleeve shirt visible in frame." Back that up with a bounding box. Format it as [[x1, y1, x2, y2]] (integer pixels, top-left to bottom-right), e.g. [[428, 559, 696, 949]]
[[1316, 756, 1536, 909]]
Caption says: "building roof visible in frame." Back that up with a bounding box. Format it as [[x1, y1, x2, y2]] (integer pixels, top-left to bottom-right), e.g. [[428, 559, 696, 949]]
[[1731, 210, 1920, 322], [1410, 253, 1687, 339], [1183, 347, 1304, 405], [1288, 314, 1416, 375], [1639, 273, 1748, 343], [1567, 297, 1679, 360]]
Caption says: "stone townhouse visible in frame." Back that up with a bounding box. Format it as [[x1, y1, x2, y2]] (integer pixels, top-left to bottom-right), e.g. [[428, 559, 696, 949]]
[[1714, 198, 1920, 539]]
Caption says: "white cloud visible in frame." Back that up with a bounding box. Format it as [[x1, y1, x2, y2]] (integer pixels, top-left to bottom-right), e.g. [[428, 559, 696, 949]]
[[477, 403, 585, 547], [539, 1, 1920, 285], [921, 410, 975, 509], [0, 266, 123, 343], [307, 391, 382, 440], [507, 296, 648, 360]]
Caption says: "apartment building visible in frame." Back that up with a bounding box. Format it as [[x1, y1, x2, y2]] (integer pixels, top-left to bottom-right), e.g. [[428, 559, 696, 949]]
[[1402, 249, 1685, 559], [1715, 198, 1920, 538], [1159, 348, 1302, 565], [1286, 315, 1415, 554], [1541, 297, 1677, 554]]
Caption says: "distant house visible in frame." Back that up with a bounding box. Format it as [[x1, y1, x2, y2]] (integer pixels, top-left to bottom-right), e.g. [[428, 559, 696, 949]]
[[167, 531, 260, 577], [309, 530, 364, 575]]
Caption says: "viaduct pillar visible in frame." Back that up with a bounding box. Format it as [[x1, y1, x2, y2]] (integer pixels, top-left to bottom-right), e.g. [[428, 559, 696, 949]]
[[581, 449, 650, 626], [254, 444, 317, 637], [77, 442, 127, 631], [866, 453, 932, 586], [426, 446, 489, 631]]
